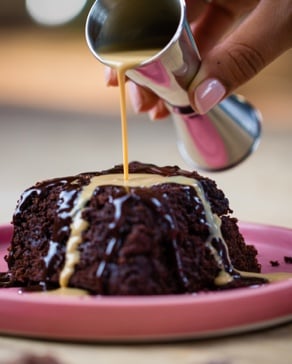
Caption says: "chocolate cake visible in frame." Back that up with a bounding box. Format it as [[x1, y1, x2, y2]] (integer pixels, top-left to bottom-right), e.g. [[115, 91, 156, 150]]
[[1, 162, 263, 295]]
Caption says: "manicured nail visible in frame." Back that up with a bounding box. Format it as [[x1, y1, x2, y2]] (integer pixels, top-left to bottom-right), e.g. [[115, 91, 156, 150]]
[[104, 66, 118, 86], [104, 66, 112, 85], [128, 82, 144, 113], [194, 78, 226, 114]]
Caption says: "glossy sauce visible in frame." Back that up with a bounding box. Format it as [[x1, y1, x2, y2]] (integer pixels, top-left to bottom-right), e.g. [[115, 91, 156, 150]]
[[98, 49, 160, 181], [59, 173, 233, 289], [57, 172, 292, 290]]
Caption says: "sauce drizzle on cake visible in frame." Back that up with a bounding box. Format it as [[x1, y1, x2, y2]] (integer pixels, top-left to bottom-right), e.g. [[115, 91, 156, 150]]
[[58, 173, 236, 290], [3, 162, 291, 295]]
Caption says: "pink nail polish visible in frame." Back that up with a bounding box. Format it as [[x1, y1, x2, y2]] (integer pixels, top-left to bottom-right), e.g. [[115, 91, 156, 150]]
[[104, 67, 112, 85], [194, 78, 226, 114], [128, 82, 143, 113]]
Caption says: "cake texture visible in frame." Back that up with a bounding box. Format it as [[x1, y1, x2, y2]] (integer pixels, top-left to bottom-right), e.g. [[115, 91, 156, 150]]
[[1, 162, 263, 295]]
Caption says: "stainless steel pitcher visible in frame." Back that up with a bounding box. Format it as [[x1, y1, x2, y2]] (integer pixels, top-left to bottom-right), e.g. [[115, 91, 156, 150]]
[[85, 0, 262, 171]]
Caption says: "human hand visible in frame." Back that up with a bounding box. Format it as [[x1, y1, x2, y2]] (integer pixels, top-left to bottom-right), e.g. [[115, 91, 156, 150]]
[[105, 0, 292, 118]]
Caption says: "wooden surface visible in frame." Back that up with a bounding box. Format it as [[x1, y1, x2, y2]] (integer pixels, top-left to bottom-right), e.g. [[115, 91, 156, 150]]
[[0, 28, 291, 364], [0, 322, 291, 364]]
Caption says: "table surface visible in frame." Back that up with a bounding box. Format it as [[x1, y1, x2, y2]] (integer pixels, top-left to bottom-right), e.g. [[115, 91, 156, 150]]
[[0, 29, 291, 364]]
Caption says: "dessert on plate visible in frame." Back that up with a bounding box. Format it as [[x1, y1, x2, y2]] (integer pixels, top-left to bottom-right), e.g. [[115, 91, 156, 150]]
[[1, 161, 264, 295]]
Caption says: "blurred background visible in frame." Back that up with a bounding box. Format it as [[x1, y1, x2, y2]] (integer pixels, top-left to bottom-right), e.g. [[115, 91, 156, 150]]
[[0, 0, 291, 227]]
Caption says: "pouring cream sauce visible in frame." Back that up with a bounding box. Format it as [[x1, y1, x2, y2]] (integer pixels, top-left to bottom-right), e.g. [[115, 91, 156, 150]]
[[98, 49, 160, 181]]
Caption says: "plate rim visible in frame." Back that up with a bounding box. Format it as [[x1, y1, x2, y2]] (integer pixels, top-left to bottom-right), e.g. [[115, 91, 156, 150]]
[[1, 221, 292, 304], [0, 221, 292, 341]]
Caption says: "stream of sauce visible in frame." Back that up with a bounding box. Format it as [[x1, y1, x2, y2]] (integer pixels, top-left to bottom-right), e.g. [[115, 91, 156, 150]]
[[98, 49, 159, 181]]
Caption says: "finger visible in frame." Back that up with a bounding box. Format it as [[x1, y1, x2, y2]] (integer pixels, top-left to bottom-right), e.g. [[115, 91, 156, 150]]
[[192, 0, 259, 56], [148, 99, 170, 120], [185, 0, 207, 23], [128, 81, 161, 113], [189, 0, 292, 114], [105, 66, 118, 86], [128, 82, 170, 119], [213, 0, 259, 14]]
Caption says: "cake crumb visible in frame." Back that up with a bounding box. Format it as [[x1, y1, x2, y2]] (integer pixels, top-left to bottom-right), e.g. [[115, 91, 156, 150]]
[[270, 260, 280, 267], [284, 256, 292, 264]]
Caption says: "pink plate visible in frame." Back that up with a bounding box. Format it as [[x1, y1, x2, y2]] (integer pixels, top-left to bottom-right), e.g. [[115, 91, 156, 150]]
[[0, 222, 291, 342]]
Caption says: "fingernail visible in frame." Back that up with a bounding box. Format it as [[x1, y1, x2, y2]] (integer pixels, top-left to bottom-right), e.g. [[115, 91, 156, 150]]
[[104, 66, 119, 86], [128, 82, 144, 113], [148, 108, 158, 121], [104, 66, 112, 85], [148, 100, 169, 120], [194, 78, 226, 114]]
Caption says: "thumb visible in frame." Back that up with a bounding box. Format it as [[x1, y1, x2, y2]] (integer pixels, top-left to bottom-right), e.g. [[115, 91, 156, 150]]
[[188, 1, 292, 114]]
